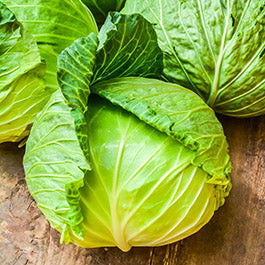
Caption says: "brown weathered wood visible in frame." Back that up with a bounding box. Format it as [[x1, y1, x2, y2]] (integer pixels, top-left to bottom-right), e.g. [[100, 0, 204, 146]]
[[0, 115, 264, 265]]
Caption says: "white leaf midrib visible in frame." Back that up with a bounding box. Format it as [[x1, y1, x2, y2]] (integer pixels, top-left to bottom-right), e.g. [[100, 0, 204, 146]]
[[207, 0, 230, 107]]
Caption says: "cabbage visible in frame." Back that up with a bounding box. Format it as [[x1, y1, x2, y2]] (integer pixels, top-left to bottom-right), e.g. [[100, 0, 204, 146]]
[[0, 0, 97, 143], [24, 13, 231, 251], [122, 0, 265, 117], [0, 2, 45, 143]]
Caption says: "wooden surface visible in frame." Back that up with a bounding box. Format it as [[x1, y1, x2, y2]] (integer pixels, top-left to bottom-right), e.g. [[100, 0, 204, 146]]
[[0, 115, 264, 265]]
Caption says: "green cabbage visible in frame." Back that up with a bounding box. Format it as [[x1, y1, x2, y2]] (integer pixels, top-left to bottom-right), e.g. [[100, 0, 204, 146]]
[[24, 87, 230, 251], [122, 0, 265, 117], [24, 13, 231, 251], [0, 0, 97, 143], [0, 2, 45, 143]]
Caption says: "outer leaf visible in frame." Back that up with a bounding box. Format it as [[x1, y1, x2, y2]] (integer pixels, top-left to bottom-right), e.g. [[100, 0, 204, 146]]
[[92, 77, 231, 186], [92, 12, 163, 83], [57, 33, 98, 161], [0, 2, 46, 143], [58, 34, 98, 113], [23, 90, 90, 242], [4, 0, 98, 91], [82, 0, 125, 23], [122, 0, 265, 117]]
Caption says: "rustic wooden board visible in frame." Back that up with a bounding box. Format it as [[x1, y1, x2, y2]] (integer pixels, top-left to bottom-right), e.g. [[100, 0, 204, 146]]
[[0, 115, 264, 265]]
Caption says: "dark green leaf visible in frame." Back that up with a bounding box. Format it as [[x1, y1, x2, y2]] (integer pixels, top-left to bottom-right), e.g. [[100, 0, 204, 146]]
[[92, 12, 163, 83], [57, 33, 98, 161]]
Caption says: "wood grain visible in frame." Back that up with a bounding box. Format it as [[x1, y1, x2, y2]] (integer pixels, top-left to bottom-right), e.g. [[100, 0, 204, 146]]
[[0, 115, 264, 265]]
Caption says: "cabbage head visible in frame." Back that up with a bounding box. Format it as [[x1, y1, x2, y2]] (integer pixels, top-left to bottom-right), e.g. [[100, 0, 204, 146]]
[[23, 13, 231, 252], [123, 0, 265, 117], [0, 0, 97, 143]]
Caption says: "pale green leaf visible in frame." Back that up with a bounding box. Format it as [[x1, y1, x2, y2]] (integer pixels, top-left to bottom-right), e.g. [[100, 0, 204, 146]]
[[23, 90, 90, 242]]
